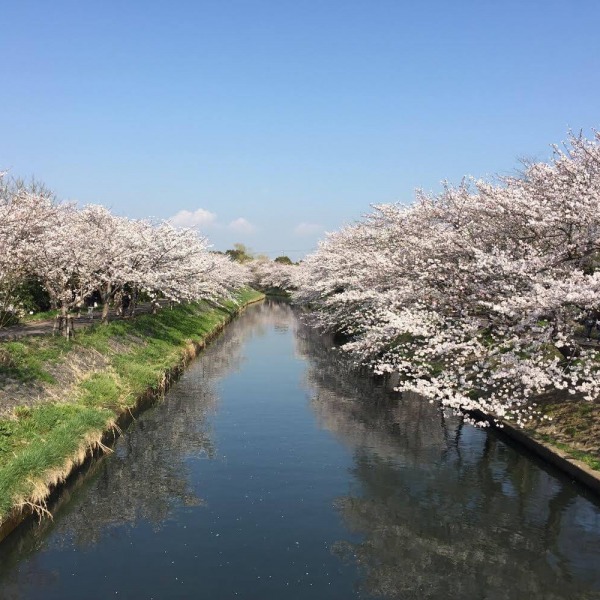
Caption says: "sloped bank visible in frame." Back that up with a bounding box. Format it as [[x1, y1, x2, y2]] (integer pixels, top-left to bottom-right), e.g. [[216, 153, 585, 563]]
[[0, 289, 264, 543]]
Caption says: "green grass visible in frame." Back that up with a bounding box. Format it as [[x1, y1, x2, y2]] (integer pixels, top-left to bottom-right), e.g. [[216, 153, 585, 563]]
[[535, 433, 600, 472], [77, 373, 127, 409], [0, 288, 264, 520], [0, 403, 112, 516], [0, 338, 71, 383], [20, 309, 60, 322]]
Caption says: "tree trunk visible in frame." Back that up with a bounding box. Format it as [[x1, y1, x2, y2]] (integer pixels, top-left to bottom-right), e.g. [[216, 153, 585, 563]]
[[52, 314, 61, 336], [56, 305, 70, 338], [65, 312, 75, 339], [101, 283, 112, 324]]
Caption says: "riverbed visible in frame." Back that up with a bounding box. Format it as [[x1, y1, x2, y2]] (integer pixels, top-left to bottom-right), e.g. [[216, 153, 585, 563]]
[[0, 300, 599, 599]]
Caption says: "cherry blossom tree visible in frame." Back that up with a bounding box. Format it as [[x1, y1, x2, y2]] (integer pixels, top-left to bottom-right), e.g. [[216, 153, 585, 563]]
[[295, 131, 600, 425], [0, 175, 252, 334], [127, 222, 250, 310], [250, 258, 298, 293], [0, 176, 59, 325]]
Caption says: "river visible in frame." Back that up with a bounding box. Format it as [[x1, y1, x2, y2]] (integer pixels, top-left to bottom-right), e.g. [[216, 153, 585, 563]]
[[0, 300, 599, 599]]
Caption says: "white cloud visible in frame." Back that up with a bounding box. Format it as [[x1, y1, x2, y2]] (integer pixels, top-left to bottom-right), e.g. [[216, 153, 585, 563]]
[[170, 208, 217, 228], [228, 217, 256, 234], [294, 222, 323, 236]]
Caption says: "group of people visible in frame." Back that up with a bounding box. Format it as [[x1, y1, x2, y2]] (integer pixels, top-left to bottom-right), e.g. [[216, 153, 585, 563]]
[[113, 290, 132, 317]]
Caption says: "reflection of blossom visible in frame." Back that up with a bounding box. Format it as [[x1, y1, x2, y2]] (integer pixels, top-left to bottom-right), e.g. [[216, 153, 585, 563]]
[[0, 302, 296, 580], [296, 325, 459, 467], [51, 302, 295, 545], [297, 324, 600, 600]]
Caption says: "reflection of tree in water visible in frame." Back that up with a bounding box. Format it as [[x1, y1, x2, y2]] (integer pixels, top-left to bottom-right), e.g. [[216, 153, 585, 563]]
[[0, 301, 296, 585], [58, 301, 295, 542], [296, 325, 463, 467], [250, 298, 297, 335], [296, 326, 600, 600]]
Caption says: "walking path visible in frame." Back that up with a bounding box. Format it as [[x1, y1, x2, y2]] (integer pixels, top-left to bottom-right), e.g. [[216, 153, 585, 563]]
[[0, 304, 159, 341]]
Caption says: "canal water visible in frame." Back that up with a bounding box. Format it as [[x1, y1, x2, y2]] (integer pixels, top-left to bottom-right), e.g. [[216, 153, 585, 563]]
[[0, 301, 599, 599]]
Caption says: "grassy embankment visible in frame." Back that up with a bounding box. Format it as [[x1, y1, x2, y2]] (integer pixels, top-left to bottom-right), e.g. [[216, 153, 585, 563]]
[[525, 393, 600, 472], [0, 288, 263, 528]]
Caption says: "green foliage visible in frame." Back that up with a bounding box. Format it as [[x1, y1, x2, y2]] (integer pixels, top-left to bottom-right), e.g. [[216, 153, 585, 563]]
[[225, 243, 253, 263], [0, 311, 19, 328], [263, 287, 291, 298], [274, 255, 293, 265], [0, 278, 53, 327], [15, 277, 52, 314]]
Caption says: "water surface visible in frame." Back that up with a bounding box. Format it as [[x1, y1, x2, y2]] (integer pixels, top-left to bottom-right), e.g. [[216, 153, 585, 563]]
[[0, 301, 599, 599]]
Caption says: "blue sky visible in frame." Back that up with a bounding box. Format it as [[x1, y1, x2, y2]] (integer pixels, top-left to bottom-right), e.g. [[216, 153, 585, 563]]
[[2, 0, 599, 259]]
